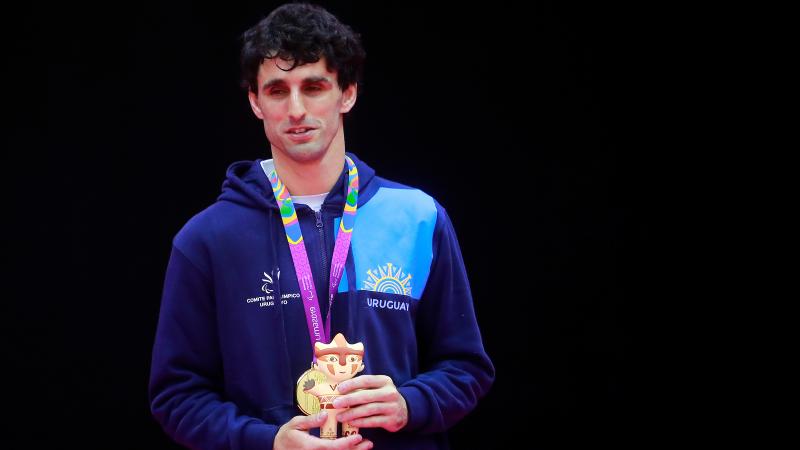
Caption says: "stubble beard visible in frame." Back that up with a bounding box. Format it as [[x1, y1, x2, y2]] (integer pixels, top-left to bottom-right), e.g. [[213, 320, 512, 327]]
[[281, 143, 328, 164]]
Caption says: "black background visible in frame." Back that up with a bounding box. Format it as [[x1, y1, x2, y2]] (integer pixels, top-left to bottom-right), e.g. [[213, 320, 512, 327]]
[[4, 1, 660, 448]]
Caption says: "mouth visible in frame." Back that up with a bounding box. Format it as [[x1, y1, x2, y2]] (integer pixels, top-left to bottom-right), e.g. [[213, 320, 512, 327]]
[[285, 127, 316, 143], [286, 126, 317, 135]]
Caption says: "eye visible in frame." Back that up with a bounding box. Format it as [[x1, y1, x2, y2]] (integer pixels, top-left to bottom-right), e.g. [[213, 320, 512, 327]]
[[268, 88, 288, 97], [328, 355, 338, 362], [349, 356, 358, 362], [304, 84, 324, 95]]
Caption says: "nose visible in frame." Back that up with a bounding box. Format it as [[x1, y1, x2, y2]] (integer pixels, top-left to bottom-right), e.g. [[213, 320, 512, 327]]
[[288, 89, 306, 123]]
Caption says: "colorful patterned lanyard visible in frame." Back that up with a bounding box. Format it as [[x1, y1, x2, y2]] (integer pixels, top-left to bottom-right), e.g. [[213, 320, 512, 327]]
[[268, 155, 358, 355]]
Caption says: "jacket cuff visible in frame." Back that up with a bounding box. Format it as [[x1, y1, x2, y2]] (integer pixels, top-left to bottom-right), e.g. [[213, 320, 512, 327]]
[[398, 385, 431, 433], [242, 422, 277, 450]]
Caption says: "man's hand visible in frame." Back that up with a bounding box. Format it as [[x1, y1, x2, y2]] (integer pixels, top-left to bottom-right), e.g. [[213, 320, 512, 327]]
[[274, 412, 373, 450], [333, 375, 409, 432]]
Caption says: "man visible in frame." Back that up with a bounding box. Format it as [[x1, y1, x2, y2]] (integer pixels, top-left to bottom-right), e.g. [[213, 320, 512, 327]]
[[149, 3, 494, 449]]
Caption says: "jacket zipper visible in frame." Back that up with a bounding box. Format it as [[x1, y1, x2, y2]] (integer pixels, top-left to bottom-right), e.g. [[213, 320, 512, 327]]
[[315, 209, 328, 308]]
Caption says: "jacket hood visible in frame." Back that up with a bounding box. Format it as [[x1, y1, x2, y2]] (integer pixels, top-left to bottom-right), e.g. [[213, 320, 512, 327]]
[[217, 152, 377, 211]]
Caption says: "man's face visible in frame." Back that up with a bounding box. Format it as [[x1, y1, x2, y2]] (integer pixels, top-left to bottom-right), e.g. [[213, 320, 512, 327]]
[[248, 57, 356, 164]]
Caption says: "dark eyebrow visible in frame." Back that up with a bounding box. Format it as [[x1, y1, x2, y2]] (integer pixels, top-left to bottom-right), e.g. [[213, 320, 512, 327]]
[[262, 76, 332, 91], [262, 79, 285, 91], [303, 76, 332, 85]]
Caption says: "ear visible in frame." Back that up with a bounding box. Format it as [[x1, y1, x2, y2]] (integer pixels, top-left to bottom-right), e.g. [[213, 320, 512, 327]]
[[248, 90, 264, 119], [339, 83, 357, 113], [356, 363, 365, 374]]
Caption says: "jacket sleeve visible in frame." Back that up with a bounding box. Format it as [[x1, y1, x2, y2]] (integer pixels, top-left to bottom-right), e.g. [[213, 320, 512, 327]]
[[397, 204, 495, 434], [149, 244, 277, 450]]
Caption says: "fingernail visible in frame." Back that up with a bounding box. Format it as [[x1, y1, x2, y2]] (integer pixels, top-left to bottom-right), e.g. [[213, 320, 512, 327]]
[[338, 382, 349, 391], [317, 411, 327, 420], [332, 399, 343, 408]]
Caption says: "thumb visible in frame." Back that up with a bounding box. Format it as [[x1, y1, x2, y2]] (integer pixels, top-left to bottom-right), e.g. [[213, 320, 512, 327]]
[[289, 412, 328, 431]]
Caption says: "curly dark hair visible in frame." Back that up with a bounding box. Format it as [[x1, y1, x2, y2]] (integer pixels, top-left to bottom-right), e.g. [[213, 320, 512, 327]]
[[240, 3, 366, 94]]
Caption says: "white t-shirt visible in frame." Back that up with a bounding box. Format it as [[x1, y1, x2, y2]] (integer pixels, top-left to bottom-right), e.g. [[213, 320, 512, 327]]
[[260, 159, 329, 212]]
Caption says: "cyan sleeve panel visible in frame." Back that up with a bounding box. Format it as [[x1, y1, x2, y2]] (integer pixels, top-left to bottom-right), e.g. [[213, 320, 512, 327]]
[[335, 187, 436, 299]]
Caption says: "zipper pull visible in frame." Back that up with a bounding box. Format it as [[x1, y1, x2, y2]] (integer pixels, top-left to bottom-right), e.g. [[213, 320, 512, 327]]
[[315, 210, 323, 228]]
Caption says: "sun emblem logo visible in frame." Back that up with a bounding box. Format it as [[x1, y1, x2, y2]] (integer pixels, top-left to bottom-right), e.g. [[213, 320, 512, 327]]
[[363, 263, 412, 296]]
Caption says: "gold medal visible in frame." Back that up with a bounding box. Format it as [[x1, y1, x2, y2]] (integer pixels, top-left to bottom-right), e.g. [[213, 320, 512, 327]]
[[295, 366, 327, 415]]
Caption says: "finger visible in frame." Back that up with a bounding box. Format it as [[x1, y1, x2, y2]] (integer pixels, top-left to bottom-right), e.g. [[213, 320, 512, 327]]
[[353, 438, 374, 450], [337, 402, 393, 422], [288, 411, 328, 431], [333, 385, 399, 409], [350, 408, 408, 432], [336, 375, 392, 394], [322, 433, 364, 449], [346, 415, 391, 429], [333, 389, 383, 409]]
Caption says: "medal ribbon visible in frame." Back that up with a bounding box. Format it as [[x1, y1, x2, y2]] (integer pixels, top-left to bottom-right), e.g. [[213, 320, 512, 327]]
[[268, 156, 358, 356]]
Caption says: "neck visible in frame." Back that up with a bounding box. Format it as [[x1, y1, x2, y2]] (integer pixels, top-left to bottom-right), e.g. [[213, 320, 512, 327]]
[[272, 147, 345, 197]]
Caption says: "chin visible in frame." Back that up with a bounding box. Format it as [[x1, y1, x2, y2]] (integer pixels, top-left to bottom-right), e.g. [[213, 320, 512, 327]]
[[284, 144, 328, 163]]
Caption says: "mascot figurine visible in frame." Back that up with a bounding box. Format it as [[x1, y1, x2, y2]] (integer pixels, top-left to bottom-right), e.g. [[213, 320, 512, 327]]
[[301, 333, 365, 439]]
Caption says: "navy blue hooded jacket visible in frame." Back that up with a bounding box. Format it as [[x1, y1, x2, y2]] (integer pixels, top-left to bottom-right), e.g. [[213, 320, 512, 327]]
[[149, 153, 494, 449]]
